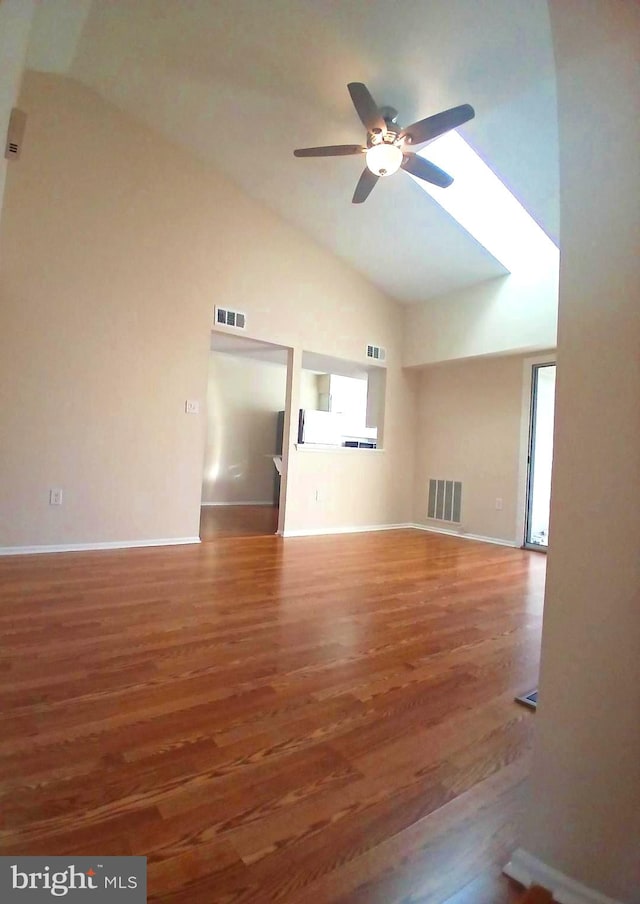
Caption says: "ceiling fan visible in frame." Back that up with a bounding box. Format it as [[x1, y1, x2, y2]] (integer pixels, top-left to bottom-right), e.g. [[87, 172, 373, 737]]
[[294, 82, 474, 203]]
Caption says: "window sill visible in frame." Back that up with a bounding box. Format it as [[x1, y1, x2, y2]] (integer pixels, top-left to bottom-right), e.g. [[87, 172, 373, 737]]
[[294, 444, 384, 453]]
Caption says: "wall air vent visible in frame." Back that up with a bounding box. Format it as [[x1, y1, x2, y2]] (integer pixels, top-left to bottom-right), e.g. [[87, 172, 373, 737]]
[[366, 344, 386, 362], [215, 307, 246, 330], [4, 108, 26, 161], [427, 479, 462, 523]]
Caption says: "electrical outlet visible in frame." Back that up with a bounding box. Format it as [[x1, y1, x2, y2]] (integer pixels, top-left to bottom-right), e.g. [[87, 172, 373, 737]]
[[314, 489, 320, 503], [49, 488, 63, 506], [495, 497, 503, 511], [185, 400, 200, 414]]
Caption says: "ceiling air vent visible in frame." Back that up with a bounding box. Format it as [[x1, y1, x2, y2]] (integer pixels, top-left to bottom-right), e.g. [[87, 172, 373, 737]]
[[215, 307, 246, 330], [4, 108, 27, 161], [366, 344, 386, 362]]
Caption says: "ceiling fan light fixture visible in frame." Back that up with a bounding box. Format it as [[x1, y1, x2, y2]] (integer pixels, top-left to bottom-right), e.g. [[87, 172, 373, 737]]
[[365, 143, 402, 177]]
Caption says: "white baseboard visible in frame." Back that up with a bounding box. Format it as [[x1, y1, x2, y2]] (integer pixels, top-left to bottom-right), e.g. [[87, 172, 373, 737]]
[[504, 849, 624, 904], [410, 522, 519, 548], [0, 525, 520, 554], [280, 523, 521, 544], [0, 537, 201, 556], [201, 501, 274, 507], [281, 523, 413, 538]]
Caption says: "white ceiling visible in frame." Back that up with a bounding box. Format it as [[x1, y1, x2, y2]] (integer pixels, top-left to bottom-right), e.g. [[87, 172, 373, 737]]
[[26, 0, 559, 305]]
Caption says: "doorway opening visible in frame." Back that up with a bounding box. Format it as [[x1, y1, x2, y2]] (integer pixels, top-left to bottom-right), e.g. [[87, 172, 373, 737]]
[[200, 333, 289, 540], [525, 362, 556, 550]]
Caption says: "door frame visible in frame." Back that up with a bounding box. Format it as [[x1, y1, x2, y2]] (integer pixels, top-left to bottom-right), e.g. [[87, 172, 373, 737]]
[[516, 353, 556, 549], [276, 345, 299, 536]]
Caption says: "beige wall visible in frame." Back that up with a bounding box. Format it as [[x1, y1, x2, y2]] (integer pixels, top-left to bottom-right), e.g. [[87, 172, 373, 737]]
[[413, 355, 533, 544], [0, 0, 36, 222], [299, 370, 319, 410], [202, 353, 285, 505], [0, 72, 414, 549], [404, 265, 558, 368], [283, 362, 417, 534], [519, 2, 640, 901]]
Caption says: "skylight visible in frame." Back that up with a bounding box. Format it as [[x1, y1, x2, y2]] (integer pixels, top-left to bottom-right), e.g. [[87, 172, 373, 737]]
[[410, 132, 558, 274]]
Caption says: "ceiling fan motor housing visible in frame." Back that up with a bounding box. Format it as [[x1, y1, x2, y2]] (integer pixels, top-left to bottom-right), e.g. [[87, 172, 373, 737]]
[[369, 107, 401, 143]]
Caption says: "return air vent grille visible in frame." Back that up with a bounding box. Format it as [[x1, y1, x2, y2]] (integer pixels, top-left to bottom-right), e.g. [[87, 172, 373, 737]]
[[4, 108, 26, 161], [366, 344, 386, 362], [215, 307, 246, 329], [427, 479, 462, 523]]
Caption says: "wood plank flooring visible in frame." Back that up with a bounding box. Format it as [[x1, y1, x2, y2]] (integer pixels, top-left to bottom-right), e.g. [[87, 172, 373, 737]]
[[0, 530, 545, 902]]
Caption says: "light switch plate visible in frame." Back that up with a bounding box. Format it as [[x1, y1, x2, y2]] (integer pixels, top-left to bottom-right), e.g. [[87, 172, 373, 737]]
[[185, 400, 200, 414], [49, 488, 63, 506]]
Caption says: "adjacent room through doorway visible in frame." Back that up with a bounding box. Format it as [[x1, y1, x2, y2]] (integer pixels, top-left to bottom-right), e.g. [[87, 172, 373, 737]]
[[200, 333, 289, 540]]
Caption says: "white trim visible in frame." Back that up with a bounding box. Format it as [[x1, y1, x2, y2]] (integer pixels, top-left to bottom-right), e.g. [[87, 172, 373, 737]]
[[279, 522, 521, 545], [410, 522, 519, 548], [0, 537, 201, 556], [201, 501, 274, 507], [281, 523, 413, 538], [504, 849, 624, 904]]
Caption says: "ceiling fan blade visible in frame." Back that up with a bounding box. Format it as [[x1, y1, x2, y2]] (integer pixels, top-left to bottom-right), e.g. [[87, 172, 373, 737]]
[[294, 144, 364, 157], [401, 154, 454, 188], [347, 82, 387, 135], [399, 103, 475, 147], [352, 168, 379, 204]]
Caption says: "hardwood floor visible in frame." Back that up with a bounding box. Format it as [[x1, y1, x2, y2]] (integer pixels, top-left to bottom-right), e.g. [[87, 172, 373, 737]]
[[200, 504, 279, 540], [0, 530, 544, 902]]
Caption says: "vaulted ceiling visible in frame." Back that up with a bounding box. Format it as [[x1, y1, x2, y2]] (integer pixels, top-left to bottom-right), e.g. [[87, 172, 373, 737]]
[[26, 0, 559, 305]]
